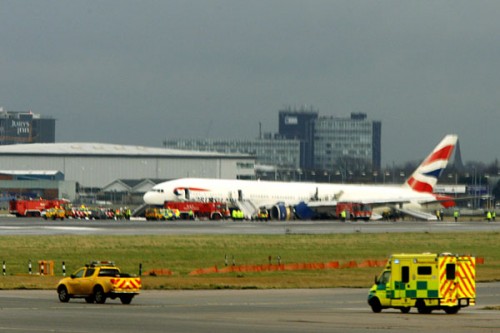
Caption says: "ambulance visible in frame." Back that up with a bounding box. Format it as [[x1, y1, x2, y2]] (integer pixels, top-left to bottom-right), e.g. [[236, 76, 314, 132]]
[[368, 253, 475, 314]]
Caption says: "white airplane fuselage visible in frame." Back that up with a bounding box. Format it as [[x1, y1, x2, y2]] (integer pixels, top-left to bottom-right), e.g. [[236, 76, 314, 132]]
[[143, 178, 437, 211], [143, 135, 458, 219]]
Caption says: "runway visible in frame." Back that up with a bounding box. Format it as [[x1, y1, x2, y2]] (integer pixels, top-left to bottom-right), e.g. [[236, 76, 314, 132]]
[[1, 218, 499, 332], [0, 217, 499, 235], [0, 283, 499, 333]]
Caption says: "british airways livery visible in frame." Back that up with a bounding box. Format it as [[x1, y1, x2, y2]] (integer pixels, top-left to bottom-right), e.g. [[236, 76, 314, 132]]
[[144, 135, 458, 220]]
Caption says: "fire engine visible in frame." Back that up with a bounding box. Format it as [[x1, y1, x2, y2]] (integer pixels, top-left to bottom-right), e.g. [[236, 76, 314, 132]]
[[368, 253, 476, 314], [336, 202, 372, 221], [164, 201, 231, 220], [9, 198, 70, 217]]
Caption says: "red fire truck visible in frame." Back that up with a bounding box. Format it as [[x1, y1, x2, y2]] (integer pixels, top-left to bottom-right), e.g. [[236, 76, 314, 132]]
[[9, 198, 70, 217], [336, 202, 372, 221], [164, 201, 231, 220]]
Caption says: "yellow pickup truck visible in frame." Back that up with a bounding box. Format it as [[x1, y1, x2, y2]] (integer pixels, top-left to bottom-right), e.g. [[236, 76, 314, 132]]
[[57, 261, 141, 304]]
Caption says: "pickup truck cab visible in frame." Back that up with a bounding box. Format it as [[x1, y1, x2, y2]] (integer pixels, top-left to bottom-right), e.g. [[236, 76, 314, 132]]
[[57, 261, 141, 304]]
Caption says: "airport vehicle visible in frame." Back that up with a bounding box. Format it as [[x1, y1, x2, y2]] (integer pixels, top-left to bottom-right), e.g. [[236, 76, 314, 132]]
[[57, 261, 141, 304], [336, 202, 372, 220], [145, 207, 174, 220], [165, 201, 231, 220], [43, 207, 66, 220], [9, 198, 70, 217], [256, 208, 269, 221], [367, 253, 475, 314], [144, 135, 457, 220]]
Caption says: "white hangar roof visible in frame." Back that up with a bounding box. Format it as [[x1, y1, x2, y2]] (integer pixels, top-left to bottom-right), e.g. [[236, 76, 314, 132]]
[[0, 142, 250, 158]]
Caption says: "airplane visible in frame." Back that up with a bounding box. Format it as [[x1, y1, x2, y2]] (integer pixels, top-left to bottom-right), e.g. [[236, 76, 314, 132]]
[[143, 134, 458, 220]]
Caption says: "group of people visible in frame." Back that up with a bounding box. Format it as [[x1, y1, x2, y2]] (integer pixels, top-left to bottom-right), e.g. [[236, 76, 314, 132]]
[[486, 210, 496, 222], [437, 209, 497, 222]]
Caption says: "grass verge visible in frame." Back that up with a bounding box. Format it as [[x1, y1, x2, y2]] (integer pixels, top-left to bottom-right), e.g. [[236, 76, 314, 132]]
[[0, 232, 498, 290]]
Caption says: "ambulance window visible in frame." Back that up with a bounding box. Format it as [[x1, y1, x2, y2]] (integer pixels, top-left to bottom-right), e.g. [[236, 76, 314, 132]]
[[446, 264, 456, 280], [379, 271, 391, 284], [417, 266, 432, 275], [402, 266, 409, 283]]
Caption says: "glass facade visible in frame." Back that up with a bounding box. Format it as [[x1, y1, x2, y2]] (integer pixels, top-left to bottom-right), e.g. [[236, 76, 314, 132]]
[[163, 138, 301, 169], [314, 115, 376, 170]]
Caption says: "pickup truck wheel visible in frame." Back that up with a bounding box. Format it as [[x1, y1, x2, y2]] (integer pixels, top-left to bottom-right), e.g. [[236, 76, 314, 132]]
[[58, 286, 70, 303], [94, 286, 107, 304], [120, 295, 133, 304]]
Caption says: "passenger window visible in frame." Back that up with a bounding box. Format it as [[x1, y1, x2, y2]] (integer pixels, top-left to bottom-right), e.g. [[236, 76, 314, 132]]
[[417, 266, 432, 275], [401, 266, 409, 283], [99, 269, 120, 277], [84, 268, 95, 277], [446, 264, 456, 280], [73, 268, 85, 278]]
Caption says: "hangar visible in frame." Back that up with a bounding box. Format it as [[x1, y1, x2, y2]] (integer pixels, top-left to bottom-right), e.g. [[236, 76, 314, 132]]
[[0, 143, 255, 203]]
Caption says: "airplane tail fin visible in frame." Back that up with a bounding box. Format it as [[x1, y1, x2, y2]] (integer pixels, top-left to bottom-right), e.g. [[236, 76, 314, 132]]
[[404, 134, 458, 193]]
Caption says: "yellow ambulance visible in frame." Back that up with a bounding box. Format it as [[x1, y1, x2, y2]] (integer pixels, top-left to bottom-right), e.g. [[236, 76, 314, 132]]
[[368, 253, 475, 314]]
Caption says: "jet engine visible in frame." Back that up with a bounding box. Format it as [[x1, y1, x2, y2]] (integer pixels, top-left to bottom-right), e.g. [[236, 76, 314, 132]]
[[270, 203, 294, 220]]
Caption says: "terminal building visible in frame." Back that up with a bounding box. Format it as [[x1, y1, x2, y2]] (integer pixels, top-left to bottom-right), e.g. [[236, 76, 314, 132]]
[[164, 107, 382, 179], [0, 143, 255, 204], [163, 138, 302, 170]]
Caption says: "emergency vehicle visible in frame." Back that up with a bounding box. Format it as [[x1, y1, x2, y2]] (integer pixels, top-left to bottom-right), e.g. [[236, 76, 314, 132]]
[[145, 208, 175, 221], [57, 261, 141, 304], [368, 253, 475, 314], [9, 198, 70, 217], [165, 201, 230, 220], [336, 202, 372, 221]]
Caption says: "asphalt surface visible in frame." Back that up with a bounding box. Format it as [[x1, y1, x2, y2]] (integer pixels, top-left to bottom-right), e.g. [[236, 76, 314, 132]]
[[1, 217, 499, 332], [1, 217, 500, 235], [0, 284, 499, 333]]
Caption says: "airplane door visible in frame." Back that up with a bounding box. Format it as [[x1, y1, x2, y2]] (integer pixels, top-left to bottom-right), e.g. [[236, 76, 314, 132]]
[[238, 189, 243, 201]]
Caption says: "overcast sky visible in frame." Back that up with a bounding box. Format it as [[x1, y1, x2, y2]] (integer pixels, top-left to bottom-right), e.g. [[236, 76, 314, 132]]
[[1, 0, 499, 166]]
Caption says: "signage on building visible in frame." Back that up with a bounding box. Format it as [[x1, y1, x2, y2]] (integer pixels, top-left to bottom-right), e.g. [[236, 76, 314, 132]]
[[284, 116, 298, 125]]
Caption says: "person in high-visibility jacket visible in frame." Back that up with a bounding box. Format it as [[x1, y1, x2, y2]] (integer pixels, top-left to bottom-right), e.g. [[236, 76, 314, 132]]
[[486, 211, 492, 222]]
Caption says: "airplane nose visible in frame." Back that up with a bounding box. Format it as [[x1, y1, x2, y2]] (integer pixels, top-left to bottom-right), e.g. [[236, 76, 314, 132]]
[[143, 191, 155, 204]]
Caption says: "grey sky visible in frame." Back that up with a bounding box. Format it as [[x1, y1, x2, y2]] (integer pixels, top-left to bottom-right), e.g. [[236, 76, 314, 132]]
[[1, 0, 499, 166]]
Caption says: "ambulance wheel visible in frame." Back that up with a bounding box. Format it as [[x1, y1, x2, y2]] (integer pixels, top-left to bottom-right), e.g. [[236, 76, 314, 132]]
[[444, 306, 459, 314], [400, 307, 411, 313], [416, 300, 432, 314], [369, 298, 382, 313]]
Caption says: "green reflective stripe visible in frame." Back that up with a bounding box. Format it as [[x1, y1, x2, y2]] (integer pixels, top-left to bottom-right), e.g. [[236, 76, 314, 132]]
[[428, 290, 439, 298], [417, 281, 427, 290], [394, 281, 406, 290]]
